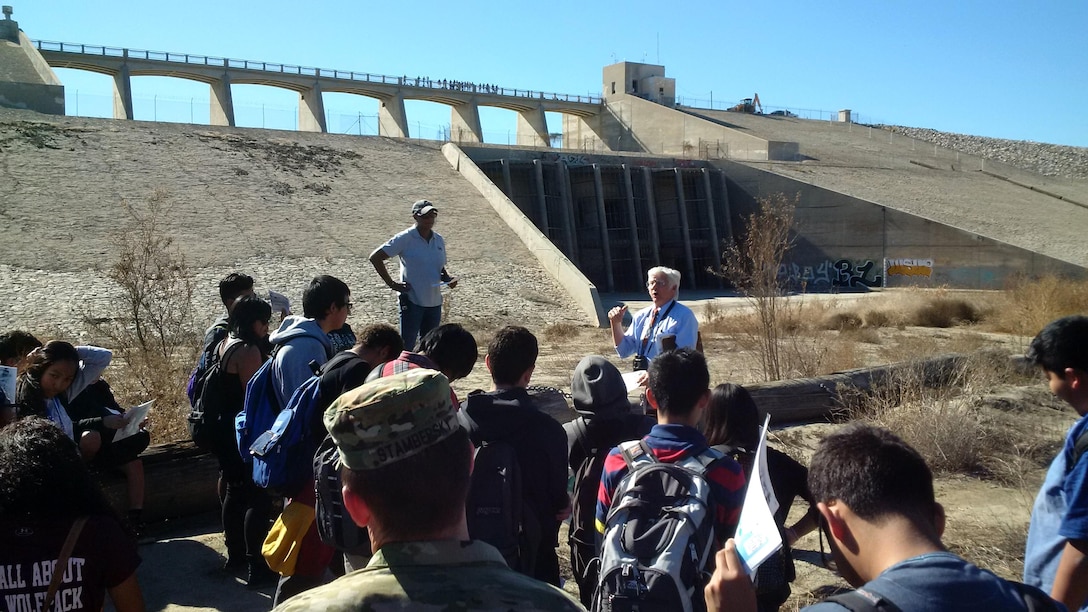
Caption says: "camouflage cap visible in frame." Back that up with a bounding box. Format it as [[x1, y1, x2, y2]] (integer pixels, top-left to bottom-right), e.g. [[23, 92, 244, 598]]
[[324, 368, 459, 470]]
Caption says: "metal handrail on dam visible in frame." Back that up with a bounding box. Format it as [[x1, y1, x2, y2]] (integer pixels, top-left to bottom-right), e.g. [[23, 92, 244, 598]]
[[33, 39, 601, 104]]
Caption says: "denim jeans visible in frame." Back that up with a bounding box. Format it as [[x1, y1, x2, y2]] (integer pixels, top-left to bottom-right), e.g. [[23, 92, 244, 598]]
[[399, 294, 442, 351]]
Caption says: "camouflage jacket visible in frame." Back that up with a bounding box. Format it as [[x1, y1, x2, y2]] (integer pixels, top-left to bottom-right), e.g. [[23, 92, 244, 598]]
[[272, 539, 584, 611]]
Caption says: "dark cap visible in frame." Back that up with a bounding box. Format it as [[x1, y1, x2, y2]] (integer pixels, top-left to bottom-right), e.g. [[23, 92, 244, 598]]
[[411, 199, 438, 217], [571, 355, 629, 418], [323, 368, 459, 470]]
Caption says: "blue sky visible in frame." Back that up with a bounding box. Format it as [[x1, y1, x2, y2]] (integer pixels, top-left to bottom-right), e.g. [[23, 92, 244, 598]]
[[14, 0, 1088, 146]]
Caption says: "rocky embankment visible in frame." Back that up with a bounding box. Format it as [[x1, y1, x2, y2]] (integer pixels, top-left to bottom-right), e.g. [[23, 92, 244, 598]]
[[882, 126, 1088, 180]]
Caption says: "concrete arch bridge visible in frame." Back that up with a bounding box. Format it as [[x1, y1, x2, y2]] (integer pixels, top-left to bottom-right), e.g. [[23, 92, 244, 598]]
[[34, 40, 601, 145]]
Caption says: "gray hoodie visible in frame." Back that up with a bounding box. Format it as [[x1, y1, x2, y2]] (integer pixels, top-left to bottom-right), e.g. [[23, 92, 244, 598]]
[[269, 315, 333, 407]]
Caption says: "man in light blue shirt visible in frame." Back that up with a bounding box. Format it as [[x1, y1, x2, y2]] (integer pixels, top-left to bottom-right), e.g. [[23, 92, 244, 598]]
[[1023, 315, 1088, 612], [608, 266, 699, 372], [370, 199, 457, 350], [704, 424, 1060, 612]]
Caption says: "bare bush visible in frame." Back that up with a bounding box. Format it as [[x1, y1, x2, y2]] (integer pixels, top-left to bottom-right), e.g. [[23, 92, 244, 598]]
[[840, 327, 882, 345], [718, 193, 797, 381], [85, 190, 200, 441], [911, 297, 982, 328], [842, 349, 1052, 480]]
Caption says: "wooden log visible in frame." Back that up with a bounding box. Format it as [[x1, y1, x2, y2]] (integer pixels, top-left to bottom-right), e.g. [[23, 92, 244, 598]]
[[98, 441, 221, 523], [747, 354, 970, 424]]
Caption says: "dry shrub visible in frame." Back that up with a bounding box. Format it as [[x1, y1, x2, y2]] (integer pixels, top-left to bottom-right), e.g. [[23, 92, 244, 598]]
[[700, 308, 758, 336], [871, 397, 998, 474], [990, 275, 1088, 336], [704, 300, 864, 380], [719, 193, 797, 381], [840, 327, 881, 345], [844, 355, 1032, 478], [876, 333, 946, 363], [782, 333, 862, 378], [819, 311, 862, 331], [700, 300, 732, 333], [84, 191, 200, 442], [541, 322, 579, 344], [911, 298, 981, 328], [861, 309, 895, 328]]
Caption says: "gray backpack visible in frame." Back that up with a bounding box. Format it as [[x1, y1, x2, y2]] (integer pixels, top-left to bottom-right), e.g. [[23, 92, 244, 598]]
[[592, 440, 719, 612]]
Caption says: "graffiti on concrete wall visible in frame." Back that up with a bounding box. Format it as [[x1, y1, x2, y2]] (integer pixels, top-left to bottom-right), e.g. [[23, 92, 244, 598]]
[[542, 152, 589, 166], [778, 258, 884, 290], [885, 258, 934, 277], [832, 259, 883, 288]]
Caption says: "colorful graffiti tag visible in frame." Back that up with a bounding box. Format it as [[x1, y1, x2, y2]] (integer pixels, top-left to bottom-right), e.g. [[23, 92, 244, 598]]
[[886, 258, 934, 277], [778, 259, 884, 290]]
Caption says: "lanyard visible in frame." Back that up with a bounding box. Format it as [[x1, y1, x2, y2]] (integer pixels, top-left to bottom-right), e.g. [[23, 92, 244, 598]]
[[638, 300, 676, 358]]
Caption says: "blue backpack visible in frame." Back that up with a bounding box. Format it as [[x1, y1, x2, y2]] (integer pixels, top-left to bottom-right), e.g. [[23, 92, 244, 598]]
[[246, 351, 360, 495], [236, 343, 291, 466]]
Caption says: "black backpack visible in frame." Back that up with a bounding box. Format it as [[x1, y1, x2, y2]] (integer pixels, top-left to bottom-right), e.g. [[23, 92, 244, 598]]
[[186, 321, 229, 408], [569, 418, 611, 553], [465, 436, 539, 575], [712, 443, 795, 598], [313, 433, 372, 555], [313, 359, 413, 553], [187, 338, 243, 450], [569, 415, 654, 553]]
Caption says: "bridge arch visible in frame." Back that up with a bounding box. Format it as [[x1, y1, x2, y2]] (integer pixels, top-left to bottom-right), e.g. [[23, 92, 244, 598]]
[[35, 41, 602, 144]]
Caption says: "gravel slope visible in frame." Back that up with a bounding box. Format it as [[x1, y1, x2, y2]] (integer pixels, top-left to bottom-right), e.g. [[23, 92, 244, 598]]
[[0, 109, 586, 338]]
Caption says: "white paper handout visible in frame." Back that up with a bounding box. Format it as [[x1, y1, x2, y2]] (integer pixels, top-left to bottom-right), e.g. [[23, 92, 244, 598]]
[[732, 414, 783, 575], [113, 400, 153, 442], [268, 290, 292, 316], [621, 371, 645, 393], [0, 365, 15, 405], [434, 277, 459, 288]]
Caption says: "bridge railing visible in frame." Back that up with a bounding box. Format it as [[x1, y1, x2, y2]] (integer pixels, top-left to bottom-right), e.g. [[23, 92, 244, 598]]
[[34, 40, 601, 104]]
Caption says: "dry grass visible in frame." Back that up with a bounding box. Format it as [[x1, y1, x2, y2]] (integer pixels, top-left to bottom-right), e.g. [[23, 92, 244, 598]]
[[911, 297, 983, 328], [541, 322, 580, 344], [945, 515, 1030, 580], [988, 275, 1088, 337], [841, 349, 1053, 484]]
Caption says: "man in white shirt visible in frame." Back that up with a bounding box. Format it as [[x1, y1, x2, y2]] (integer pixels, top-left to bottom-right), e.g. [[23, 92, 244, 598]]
[[370, 200, 457, 350]]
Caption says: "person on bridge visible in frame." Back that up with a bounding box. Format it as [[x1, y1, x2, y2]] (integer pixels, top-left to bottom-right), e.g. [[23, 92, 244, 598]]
[[369, 199, 457, 351], [608, 266, 699, 374]]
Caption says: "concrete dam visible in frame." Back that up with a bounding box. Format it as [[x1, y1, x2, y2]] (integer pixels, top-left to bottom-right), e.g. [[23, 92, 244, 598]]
[[3, 10, 1086, 320]]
